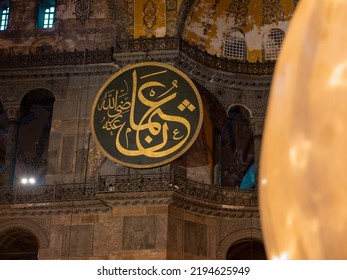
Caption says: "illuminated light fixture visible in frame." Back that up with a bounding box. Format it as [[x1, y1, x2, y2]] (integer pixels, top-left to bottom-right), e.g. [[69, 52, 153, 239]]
[[259, 0, 347, 259], [21, 178, 28, 185], [20, 177, 36, 185], [28, 178, 36, 184]]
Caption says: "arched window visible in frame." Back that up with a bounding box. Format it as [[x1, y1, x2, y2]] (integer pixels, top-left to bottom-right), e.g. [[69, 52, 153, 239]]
[[17, 89, 55, 185], [265, 29, 285, 61], [37, 0, 56, 29], [220, 106, 254, 188], [0, 0, 10, 31], [224, 29, 246, 61]]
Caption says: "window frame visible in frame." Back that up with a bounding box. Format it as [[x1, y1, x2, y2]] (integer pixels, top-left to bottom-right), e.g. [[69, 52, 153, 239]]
[[0, 3, 10, 31], [264, 28, 285, 61], [37, 0, 56, 29], [223, 29, 247, 61]]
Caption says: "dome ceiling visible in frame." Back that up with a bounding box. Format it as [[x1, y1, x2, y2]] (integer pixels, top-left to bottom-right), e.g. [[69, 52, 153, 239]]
[[182, 0, 298, 62]]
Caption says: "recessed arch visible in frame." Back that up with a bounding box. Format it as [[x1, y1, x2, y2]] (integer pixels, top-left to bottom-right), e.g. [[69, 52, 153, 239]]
[[220, 105, 254, 188], [226, 238, 267, 260], [16, 88, 55, 186], [0, 219, 49, 249], [218, 226, 263, 259], [227, 104, 252, 120], [0, 227, 39, 260]]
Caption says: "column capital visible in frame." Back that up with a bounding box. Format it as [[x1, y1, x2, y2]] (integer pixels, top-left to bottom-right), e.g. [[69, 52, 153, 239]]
[[3, 103, 21, 121], [250, 117, 264, 137]]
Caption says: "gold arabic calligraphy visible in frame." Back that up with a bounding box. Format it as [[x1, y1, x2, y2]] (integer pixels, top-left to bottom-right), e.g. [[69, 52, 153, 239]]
[[97, 69, 193, 158]]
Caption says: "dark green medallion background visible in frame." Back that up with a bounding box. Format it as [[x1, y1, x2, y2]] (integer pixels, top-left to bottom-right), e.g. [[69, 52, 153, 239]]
[[90, 62, 203, 168]]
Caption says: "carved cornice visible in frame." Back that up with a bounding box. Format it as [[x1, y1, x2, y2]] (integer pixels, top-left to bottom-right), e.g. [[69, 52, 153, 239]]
[[97, 191, 173, 207], [0, 48, 113, 69], [0, 64, 119, 82], [171, 191, 259, 218], [175, 53, 272, 91], [0, 200, 110, 218]]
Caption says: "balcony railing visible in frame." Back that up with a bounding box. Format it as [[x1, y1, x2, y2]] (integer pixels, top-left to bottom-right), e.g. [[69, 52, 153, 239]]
[[0, 172, 257, 206], [114, 36, 180, 53], [0, 48, 113, 68], [0, 36, 274, 75]]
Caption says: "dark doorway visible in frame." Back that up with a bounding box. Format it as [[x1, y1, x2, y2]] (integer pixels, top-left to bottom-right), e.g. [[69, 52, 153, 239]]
[[0, 228, 39, 260], [226, 239, 266, 260], [220, 106, 254, 188]]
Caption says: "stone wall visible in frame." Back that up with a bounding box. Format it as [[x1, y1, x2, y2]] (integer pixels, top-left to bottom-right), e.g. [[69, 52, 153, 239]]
[[38, 203, 169, 260]]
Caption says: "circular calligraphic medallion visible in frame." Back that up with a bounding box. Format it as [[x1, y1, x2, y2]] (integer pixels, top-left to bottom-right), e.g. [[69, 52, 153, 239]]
[[91, 62, 203, 168]]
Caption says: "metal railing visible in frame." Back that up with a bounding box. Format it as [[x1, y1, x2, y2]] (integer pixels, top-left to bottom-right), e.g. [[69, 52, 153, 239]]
[[0, 48, 113, 68], [0, 172, 257, 206], [0, 36, 274, 75], [114, 36, 180, 53], [0, 183, 96, 204]]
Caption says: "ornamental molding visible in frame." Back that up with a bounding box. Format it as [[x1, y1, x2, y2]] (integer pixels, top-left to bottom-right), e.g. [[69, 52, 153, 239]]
[[0, 79, 69, 102], [0, 63, 119, 83], [97, 191, 173, 207], [228, 0, 250, 26], [0, 200, 111, 218], [176, 0, 195, 34], [171, 191, 259, 218], [73, 0, 93, 24]]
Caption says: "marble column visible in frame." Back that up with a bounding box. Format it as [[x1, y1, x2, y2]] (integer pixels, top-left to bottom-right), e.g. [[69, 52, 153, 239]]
[[213, 128, 221, 186], [4, 104, 20, 186], [250, 117, 264, 185]]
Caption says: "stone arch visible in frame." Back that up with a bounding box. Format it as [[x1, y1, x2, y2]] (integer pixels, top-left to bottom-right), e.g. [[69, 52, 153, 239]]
[[0, 39, 10, 56], [0, 219, 49, 249], [227, 104, 252, 119], [29, 37, 57, 54], [17, 83, 66, 103], [176, 0, 196, 36], [218, 226, 263, 259]]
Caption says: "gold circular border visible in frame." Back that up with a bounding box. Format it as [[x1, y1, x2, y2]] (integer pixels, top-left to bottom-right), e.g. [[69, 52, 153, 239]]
[[90, 62, 203, 169]]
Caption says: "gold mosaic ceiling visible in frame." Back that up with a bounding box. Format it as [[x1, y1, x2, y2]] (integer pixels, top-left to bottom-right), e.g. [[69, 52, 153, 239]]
[[182, 0, 299, 62]]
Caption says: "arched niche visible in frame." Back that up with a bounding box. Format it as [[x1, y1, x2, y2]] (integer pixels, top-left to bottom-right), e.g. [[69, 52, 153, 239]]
[[220, 105, 254, 188], [0, 227, 39, 260], [15, 89, 55, 185], [226, 239, 267, 260]]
